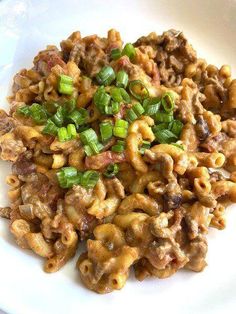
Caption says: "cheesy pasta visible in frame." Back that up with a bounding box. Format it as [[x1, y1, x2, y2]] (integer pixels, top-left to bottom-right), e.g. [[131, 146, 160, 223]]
[[0, 29, 236, 294]]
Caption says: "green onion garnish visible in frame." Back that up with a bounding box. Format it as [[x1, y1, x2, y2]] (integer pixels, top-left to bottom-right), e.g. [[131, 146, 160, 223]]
[[168, 120, 183, 136], [115, 119, 129, 129], [96, 66, 116, 86], [155, 129, 177, 144], [139, 140, 151, 154], [68, 109, 87, 128], [152, 123, 169, 133], [104, 105, 113, 115], [111, 101, 120, 114], [116, 70, 129, 88], [132, 103, 145, 116], [113, 119, 129, 137], [42, 119, 58, 136], [80, 170, 100, 189], [57, 167, 99, 189], [126, 108, 138, 122], [111, 87, 123, 102], [122, 43, 136, 60], [113, 127, 127, 139], [30, 103, 48, 124], [143, 97, 161, 116], [111, 87, 130, 103], [57, 167, 78, 188], [100, 121, 113, 142], [17, 105, 31, 116], [111, 48, 122, 60], [58, 127, 70, 142], [89, 141, 101, 154], [155, 112, 174, 123], [126, 103, 144, 122], [63, 98, 76, 113], [94, 86, 111, 114], [111, 140, 125, 152], [51, 106, 65, 127], [104, 163, 119, 178], [161, 92, 175, 112], [84, 145, 94, 156], [67, 124, 77, 139], [129, 80, 149, 101], [79, 128, 98, 145], [42, 102, 59, 115], [58, 75, 73, 95], [62, 166, 78, 177]]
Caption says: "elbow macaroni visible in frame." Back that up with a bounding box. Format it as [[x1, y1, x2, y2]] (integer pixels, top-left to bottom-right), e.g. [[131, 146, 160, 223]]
[[1, 28, 236, 295]]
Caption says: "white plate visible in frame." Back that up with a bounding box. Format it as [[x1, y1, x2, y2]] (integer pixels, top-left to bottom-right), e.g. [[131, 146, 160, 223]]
[[1, 0, 236, 313]]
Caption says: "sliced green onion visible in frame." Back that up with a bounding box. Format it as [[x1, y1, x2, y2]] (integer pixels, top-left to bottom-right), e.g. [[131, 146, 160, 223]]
[[58, 84, 73, 95], [155, 129, 177, 144], [120, 88, 131, 103], [122, 43, 136, 60], [51, 107, 65, 127], [100, 121, 113, 142], [30, 103, 48, 124], [113, 120, 128, 138], [97, 142, 104, 152], [155, 112, 174, 123], [58, 127, 69, 142], [42, 119, 58, 136], [89, 141, 101, 154], [113, 127, 128, 138], [57, 167, 78, 188], [132, 103, 145, 116], [161, 92, 175, 112], [168, 120, 183, 136], [64, 175, 82, 188], [59, 75, 73, 86], [115, 119, 129, 129], [143, 97, 161, 116], [57, 167, 82, 188], [111, 140, 125, 152], [104, 105, 113, 115], [80, 170, 99, 189], [67, 124, 77, 139], [104, 164, 119, 178], [139, 140, 151, 154], [68, 110, 87, 128], [84, 145, 94, 156], [129, 80, 149, 100], [62, 167, 78, 177], [77, 124, 90, 133], [64, 98, 76, 113], [94, 87, 111, 113], [111, 87, 123, 102], [78, 108, 88, 119], [58, 75, 73, 95], [111, 87, 130, 103], [17, 106, 31, 116], [111, 48, 122, 60], [126, 108, 138, 122], [96, 66, 116, 86], [79, 128, 98, 145], [57, 168, 99, 189], [152, 123, 169, 133], [111, 101, 120, 114], [116, 70, 129, 88], [42, 102, 59, 115]]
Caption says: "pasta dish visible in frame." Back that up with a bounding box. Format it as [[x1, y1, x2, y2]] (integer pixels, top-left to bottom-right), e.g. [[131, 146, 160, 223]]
[[0, 29, 236, 293]]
